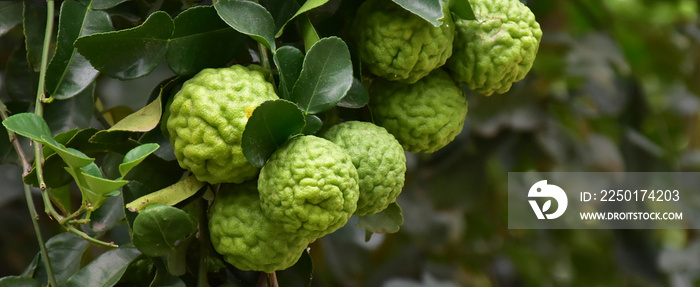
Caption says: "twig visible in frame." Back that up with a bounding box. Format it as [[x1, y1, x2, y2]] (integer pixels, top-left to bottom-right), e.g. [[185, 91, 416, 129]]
[[66, 226, 118, 248]]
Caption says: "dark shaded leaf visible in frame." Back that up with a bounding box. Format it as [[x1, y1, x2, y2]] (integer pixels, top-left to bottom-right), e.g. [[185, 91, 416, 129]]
[[277, 250, 313, 287], [392, 0, 444, 27], [166, 6, 244, 75], [337, 78, 369, 108], [132, 205, 196, 257], [291, 37, 353, 114], [150, 268, 185, 287], [45, 81, 95, 135], [23, 1, 47, 71], [164, 235, 193, 276], [214, 0, 276, 50], [302, 114, 322, 135], [260, 0, 298, 34], [356, 202, 403, 234], [449, 0, 476, 21], [91, 0, 128, 10], [4, 45, 38, 102], [0, 2, 22, 37], [63, 247, 141, 287], [273, 45, 304, 99], [75, 11, 173, 80], [45, 0, 113, 100], [34, 233, 89, 286], [275, 0, 329, 37], [82, 192, 125, 236], [242, 99, 306, 167]]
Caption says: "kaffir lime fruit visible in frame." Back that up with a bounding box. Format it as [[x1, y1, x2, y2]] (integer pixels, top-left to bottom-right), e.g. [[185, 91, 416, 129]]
[[446, 0, 542, 96], [354, 0, 455, 83], [166, 65, 278, 184], [258, 136, 359, 240], [208, 182, 309, 273], [369, 69, 468, 153], [322, 121, 406, 216]]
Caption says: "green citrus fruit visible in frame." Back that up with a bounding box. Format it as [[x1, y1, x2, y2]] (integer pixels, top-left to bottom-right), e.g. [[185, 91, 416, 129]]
[[166, 65, 278, 184], [258, 136, 359, 240], [208, 182, 309, 273], [369, 69, 468, 153], [322, 121, 406, 216], [446, 0, 542, 96], [354, 0, 455, 83]]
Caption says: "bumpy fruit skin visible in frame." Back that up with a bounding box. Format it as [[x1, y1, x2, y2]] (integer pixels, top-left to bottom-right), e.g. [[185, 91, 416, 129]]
[[322, 121, 406, 216], [258, 136, 359, 239], [208, 182, 309, 273], [167, 65, 278, 184], [370, 69, 468, 153], [354, 0, 454, 84], [446, 0, 542, 96]]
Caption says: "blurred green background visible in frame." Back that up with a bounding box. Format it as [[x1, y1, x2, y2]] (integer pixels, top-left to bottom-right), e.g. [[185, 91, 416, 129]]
[[2, 0, 700, 286]]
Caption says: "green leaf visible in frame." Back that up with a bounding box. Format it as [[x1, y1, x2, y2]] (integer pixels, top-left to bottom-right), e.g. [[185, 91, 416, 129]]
[[46, 0, 113, 100], [242, 99, 306, 167], [75, 11, 173, 80], [167, 6, 244, 75], [260, 0, 298, 35], [164, 235, 193, 276], [291, 37, 353, 114], [214, 0, 277, 51], [5, 45, 38, 101], [0, 276, 41, 287], [277, 249, 313, 287], [302, 114, 322, 135], [449, 0, 476, 21], [63, 247, 141, 287], [109, 95, 162, 132], [42, 138, 94, 169], [0, 118, 17, 164], [125, 175, 204, 213], [91, 0, 128, 10], [299, 15, 319, 53], [337, 78, 369, 108], [119, 143, 160, 178], [132, 205, 196, 257], [50, 185, 73, 215], [34, 233, 89, 286], [80, 171, 128, 198], [45, 81, 95, 135], [150, 268, 185, 287], [356, 202, 404, 234], [23, 1, 47, 71], [82, 194, 125, 236], [0, 2, 22, 37], [392, 0, 444, 27], [275, 0, 329, 37], [274, 45, 304, 99], [2, 113, 53, 141]]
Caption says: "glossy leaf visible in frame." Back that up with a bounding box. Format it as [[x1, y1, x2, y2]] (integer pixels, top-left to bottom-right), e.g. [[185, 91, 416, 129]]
[[392, 0, 444, 27], [302, 114, 322, 135], [167, 6, 244, 75], [2, 113, 53, 142], [63, 247, 141, 287], [275, 0, 329, 37], [260, 0, 298, 34], [34, 233, 89, 286], [299, 15, 319, 53], [91, 0, 128, 10], [82, 194, 125, 236], [75, 11, 174, 80], [242, 99, 306, 167], [337, 78, 369, 108], [46, 0, 113, 100], [274, 45, 304, 99], [0, 2, 22, 37], [291, 37, 353, 114], [41, 137, 94, 169], [0, 276, 42, 287], [109, 95, 162, 132], [45, 81, 95, 135], [449, 0, 476, 21], [356, 202, 404, 234], [119, 143, 160, 178], [23, 1, 47, 71], [126, 175, 204, 213], [4, 46, 38, 101], [132, 205, 196, 257], [214, 0, 277, 51]]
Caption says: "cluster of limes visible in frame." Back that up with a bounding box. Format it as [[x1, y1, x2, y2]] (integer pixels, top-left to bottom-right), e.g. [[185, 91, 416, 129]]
[[165, 0, 541, 273]]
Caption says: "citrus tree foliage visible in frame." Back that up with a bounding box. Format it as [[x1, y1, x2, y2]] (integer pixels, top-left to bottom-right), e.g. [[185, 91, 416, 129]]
[[1, 0, 700, 286]]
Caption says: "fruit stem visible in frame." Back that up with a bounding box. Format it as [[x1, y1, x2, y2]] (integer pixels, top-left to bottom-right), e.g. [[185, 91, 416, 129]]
[[197, 199, 210, 287]]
